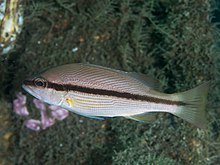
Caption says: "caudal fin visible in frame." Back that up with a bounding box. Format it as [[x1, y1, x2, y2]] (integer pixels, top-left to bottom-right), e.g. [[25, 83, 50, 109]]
[[171, 82, 210, 129]]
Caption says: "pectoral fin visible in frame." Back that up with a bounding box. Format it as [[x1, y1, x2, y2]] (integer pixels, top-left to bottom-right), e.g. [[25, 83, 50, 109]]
[[125, 112, 157, 122]]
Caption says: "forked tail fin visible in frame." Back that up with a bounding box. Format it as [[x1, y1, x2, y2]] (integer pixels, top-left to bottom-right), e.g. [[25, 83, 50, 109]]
[[171, 82, 210, 129]]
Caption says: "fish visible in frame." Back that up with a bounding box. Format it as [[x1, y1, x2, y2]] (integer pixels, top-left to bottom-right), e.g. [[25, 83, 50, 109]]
[[22, 63, 209, 129]]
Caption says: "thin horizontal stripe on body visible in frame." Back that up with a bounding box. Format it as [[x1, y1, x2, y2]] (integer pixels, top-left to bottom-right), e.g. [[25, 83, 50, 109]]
[[23, 79, 187, 106]]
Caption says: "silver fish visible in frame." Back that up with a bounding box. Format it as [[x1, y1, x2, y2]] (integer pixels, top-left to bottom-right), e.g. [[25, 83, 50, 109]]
[[22, 63, 209, 128]]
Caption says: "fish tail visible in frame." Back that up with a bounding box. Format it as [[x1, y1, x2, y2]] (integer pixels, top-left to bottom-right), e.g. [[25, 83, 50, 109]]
[[171, 82, 210, 129]]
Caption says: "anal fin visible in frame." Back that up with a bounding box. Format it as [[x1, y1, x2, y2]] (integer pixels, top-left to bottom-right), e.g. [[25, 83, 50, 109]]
[[125, 113, 157, 122]]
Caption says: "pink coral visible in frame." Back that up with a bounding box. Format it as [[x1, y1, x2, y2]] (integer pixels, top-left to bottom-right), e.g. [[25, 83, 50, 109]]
[[40, 109, 55, 130], [49, 105, 69, 121], [24, 119, 41, 131], [13, 92, 69, 131], [33, 98, 46, 111], [13, 92, 29, 116]]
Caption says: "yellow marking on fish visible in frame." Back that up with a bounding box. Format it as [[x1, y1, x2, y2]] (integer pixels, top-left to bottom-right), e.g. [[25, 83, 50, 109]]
[[65, 98, 74, 107], [65, 98, 97, 109]]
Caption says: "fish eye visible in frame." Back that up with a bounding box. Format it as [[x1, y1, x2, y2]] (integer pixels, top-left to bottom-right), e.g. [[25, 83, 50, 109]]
[[34, 78, 47, 88]]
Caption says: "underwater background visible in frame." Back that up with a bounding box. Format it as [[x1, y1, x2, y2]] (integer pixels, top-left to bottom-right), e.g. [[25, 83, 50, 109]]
[[0, 0, 219, 164]]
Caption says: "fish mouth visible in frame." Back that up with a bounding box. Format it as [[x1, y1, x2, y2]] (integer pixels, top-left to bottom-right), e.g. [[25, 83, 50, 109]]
[[22, 84, 33, 95], [22, 79, 36, 94], [22, 84, 43, 101]]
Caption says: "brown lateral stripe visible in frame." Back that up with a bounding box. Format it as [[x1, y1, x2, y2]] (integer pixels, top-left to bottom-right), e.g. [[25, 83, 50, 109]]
[[23, 79, 187, 106]]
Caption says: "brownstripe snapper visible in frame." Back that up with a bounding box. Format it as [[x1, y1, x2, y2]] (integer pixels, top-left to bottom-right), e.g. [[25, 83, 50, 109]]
[[22, 63, 209, 128]]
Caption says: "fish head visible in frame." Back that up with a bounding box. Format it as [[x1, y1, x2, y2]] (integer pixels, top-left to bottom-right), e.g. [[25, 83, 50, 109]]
[[22, 76, 65, 106]]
